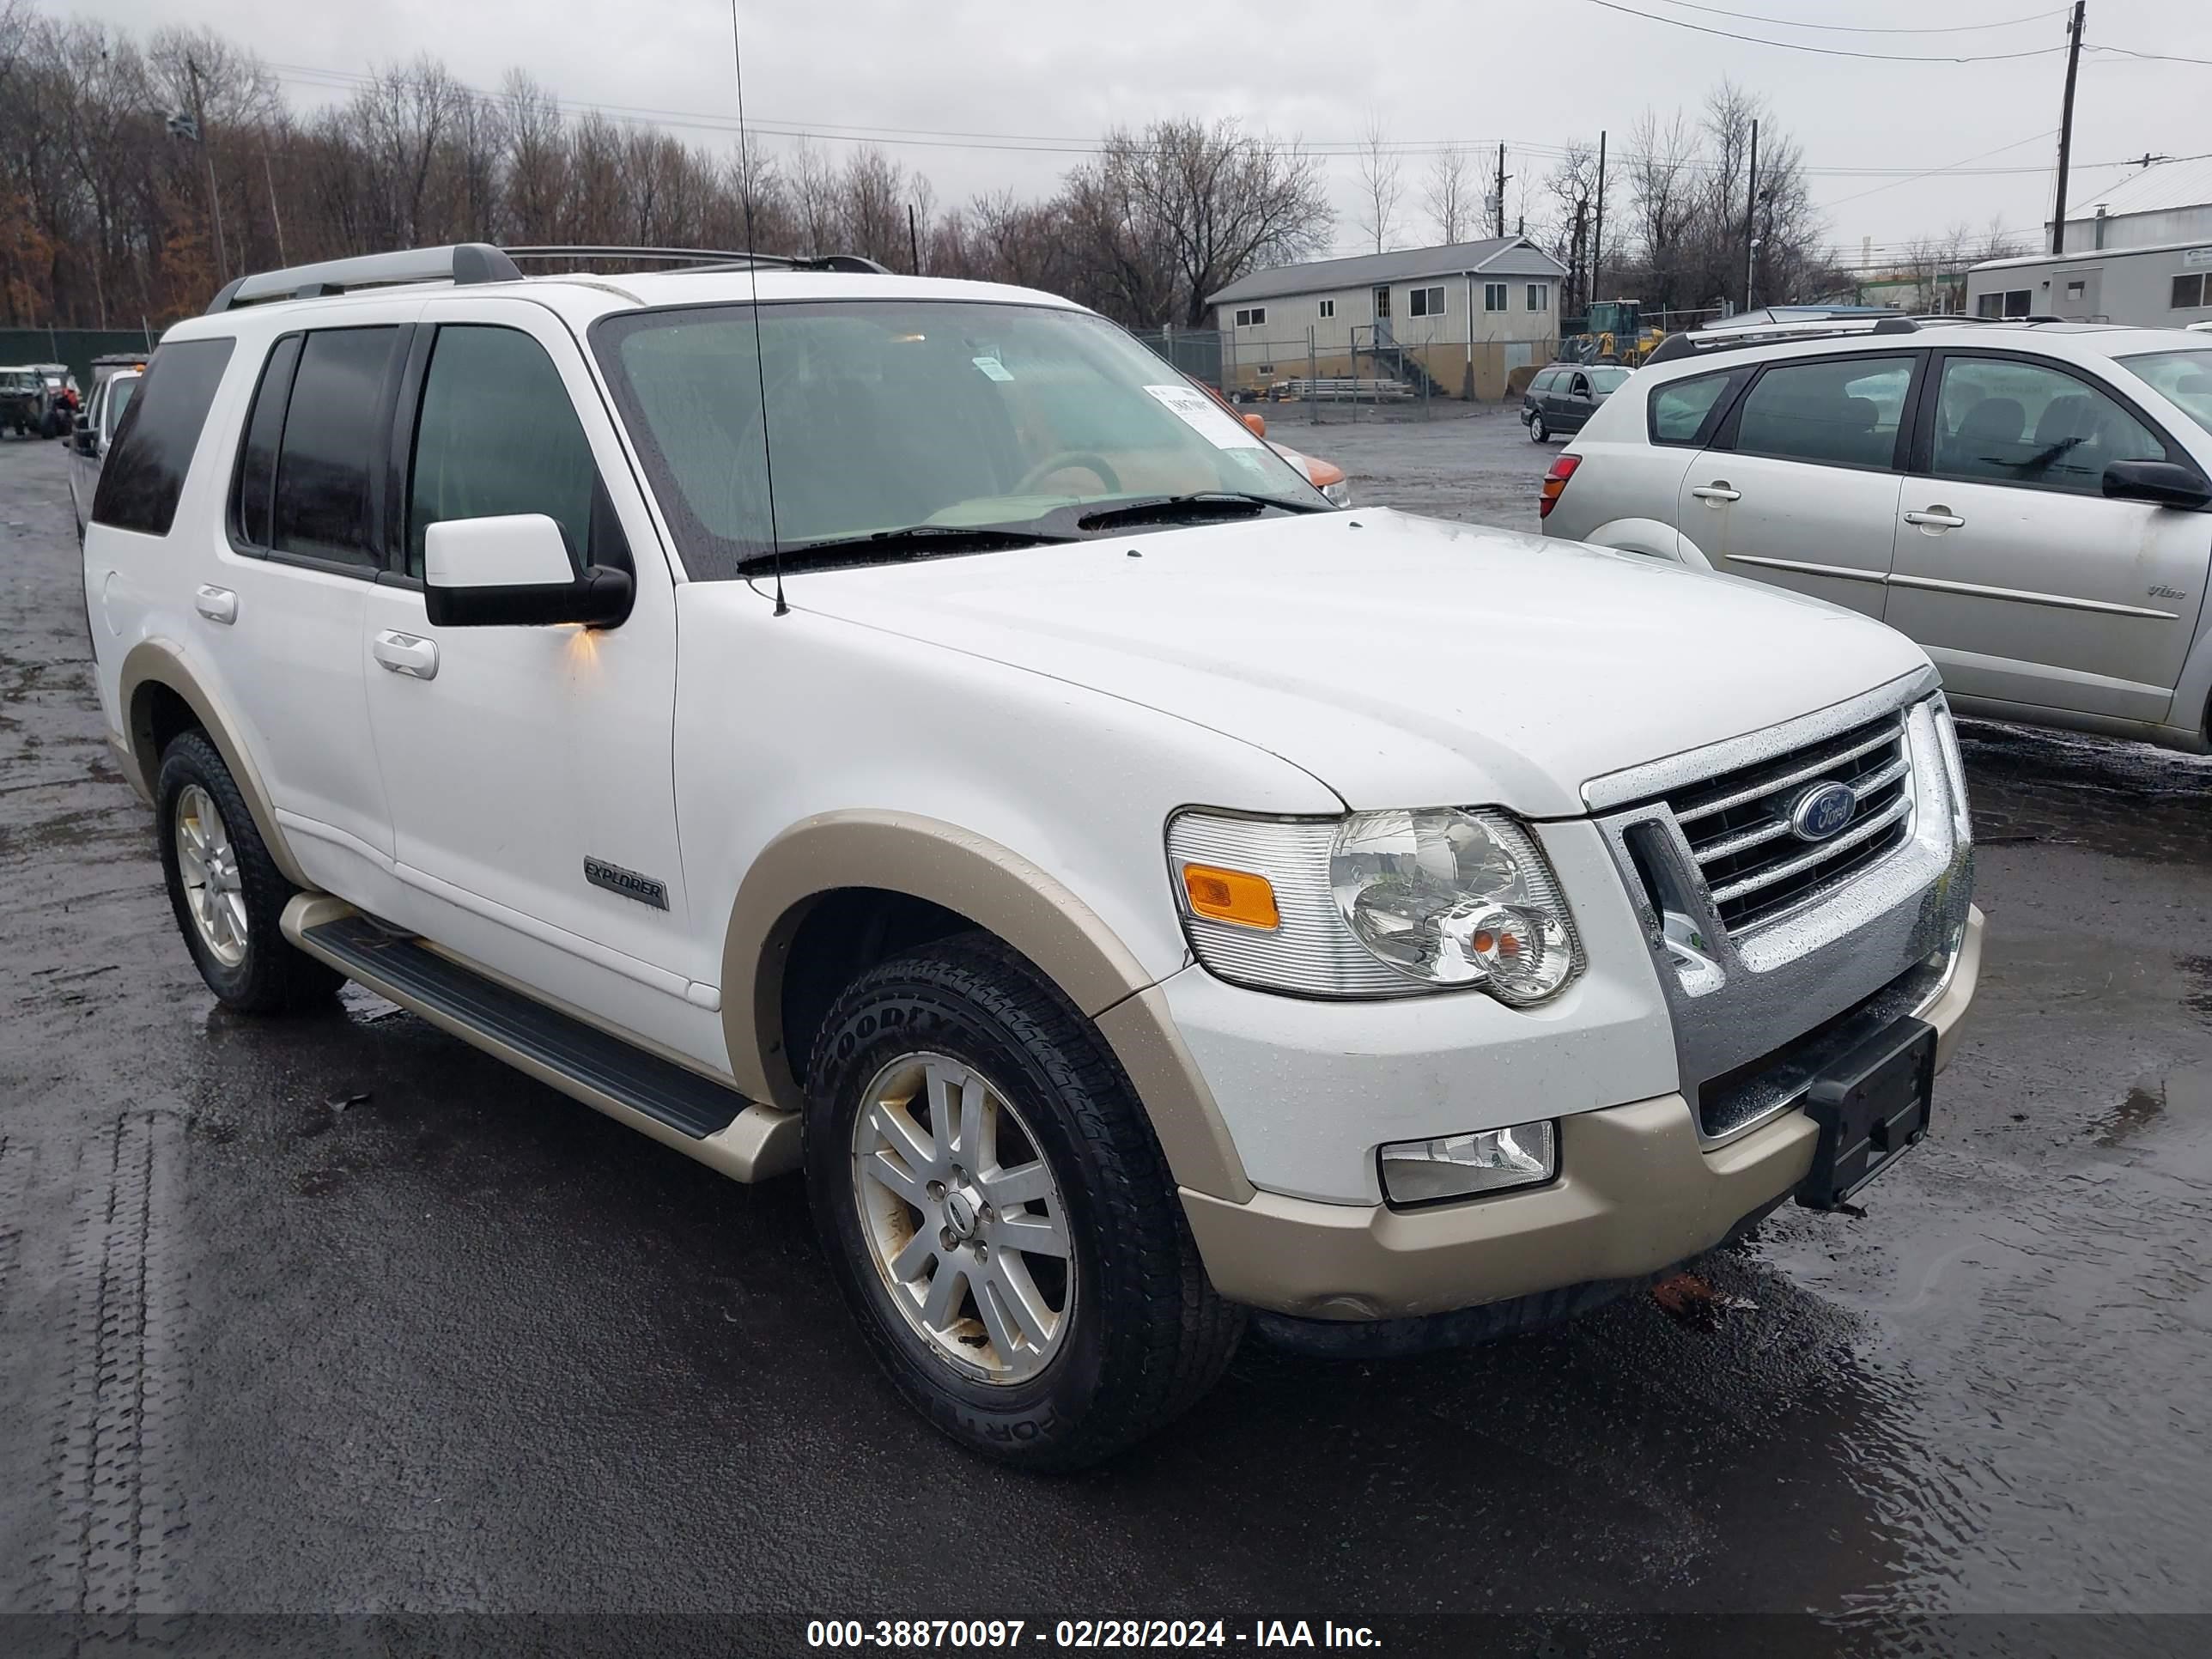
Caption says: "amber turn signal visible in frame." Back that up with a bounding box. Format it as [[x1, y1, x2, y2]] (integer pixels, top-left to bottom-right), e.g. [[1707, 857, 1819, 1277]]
[[1182, 863, 1280, 930]]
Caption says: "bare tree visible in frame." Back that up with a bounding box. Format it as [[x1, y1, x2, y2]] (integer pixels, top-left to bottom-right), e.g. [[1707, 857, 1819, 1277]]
[[1066, 117, 1331, 327], [1423, 144, 1473, 245], [0, 18, 1322, 329], [786, 137, 838, 257], [1353, 115, 1400, 253]]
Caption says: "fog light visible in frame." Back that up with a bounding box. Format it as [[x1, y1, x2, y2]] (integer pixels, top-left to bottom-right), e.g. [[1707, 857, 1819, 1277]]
[[1379, 1121, 1555, 1205]]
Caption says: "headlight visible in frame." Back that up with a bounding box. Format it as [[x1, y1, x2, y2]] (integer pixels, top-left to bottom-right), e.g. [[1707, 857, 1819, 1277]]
[[1322, 480, 1352, 507], [1330, 809, 1580, 1002], [1166, 808, 1583, 1004]]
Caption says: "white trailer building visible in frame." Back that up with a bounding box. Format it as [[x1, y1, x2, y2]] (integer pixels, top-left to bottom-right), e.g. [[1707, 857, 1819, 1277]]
[[1205, 237, 1567, 401], [1965, 239, 2212, 329]]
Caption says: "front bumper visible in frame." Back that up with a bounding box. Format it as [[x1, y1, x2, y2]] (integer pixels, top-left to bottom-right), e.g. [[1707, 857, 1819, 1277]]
[[1181, 904, 1981, 1321]]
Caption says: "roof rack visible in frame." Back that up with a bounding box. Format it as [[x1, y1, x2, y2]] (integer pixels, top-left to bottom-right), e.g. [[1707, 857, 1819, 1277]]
[[206, 241, 891, 314], [1643, 311, 2066, 366]]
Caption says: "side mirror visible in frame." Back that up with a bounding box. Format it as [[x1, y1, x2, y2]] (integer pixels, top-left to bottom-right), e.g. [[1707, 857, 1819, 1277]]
[[1242, 411, 1267, 439], [72, 416, 94, 454], [422, 514, 634, 628], [2102, 459, 2212, 509]]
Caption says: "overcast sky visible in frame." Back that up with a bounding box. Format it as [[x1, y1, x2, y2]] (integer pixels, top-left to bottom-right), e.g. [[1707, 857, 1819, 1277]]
[[64, 0, 2212, 270]]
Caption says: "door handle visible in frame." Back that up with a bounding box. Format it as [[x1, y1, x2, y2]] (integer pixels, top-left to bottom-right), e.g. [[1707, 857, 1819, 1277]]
[[1903, 507, 1966, 530], [1690, 483, 1740, 503], [194, 585, 237, 625], [372, 630, 439, 680]]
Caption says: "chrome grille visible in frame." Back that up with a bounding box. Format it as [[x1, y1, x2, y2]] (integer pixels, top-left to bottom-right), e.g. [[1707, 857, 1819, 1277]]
[[1664, 712, 1914, 933]]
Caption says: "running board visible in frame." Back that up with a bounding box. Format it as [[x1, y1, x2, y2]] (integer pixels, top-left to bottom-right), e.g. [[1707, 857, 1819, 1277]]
[[282, 895, 799, 1182]]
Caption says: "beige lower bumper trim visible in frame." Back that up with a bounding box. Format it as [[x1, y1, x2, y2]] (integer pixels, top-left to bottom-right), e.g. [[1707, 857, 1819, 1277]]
[[1182, 1094, 1815, 1320], [1183, 903, 1985, 1322]]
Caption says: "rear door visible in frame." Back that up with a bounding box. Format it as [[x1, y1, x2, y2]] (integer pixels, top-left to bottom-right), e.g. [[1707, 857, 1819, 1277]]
[[1884, 349, 2210, 720], [1675, 350, 1919, 619], [216, 313, 418, 896]]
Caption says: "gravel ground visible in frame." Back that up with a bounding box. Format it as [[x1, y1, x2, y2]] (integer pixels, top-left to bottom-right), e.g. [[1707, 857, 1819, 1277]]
[[4, 431, 2210, 1656]]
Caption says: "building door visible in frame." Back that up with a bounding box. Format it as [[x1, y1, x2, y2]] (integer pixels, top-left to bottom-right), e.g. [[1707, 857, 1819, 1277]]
[[1372, 285, 1395, 348], [2054, 267, 2103, 320]]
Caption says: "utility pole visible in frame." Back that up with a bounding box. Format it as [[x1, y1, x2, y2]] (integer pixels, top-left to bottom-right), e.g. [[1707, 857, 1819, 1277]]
[[907, 202, 921, 274], [1741, 117, 1759, 313], [2051, 1, 2087, 254], [185, 56, 228, 283], [1592, 130, 1607, 306], [1494, 143, 1509, 239], [1571, 198, 1588, 319]]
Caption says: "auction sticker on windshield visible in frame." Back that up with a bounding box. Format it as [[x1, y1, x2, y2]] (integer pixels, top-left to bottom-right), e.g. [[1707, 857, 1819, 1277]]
[[1144, 384, 1265, 449]]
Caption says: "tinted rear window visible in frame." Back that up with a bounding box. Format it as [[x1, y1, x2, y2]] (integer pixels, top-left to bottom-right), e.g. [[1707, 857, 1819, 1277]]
[[1732, 357, 1911, 470], [272, 327, 398, 568], [232, 335, 302, 550], [1648, 369, 1735, 446], [90, 337, 236, 537]]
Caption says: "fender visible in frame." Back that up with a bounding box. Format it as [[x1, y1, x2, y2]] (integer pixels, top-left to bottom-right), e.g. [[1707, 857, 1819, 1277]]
[[115, 638, 311, 889], [1580, 515, 1714, 570], [722, 809, 1255, 1202], [2166, 613, 2212, 752]]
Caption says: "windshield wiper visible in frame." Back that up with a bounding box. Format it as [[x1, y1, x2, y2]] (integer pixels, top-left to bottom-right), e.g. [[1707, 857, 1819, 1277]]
[[1072, 492, 1327, 532], [737, 524, 1075, 574]]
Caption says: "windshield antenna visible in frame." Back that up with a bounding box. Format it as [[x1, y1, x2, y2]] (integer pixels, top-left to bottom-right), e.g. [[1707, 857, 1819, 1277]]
[[730, 1, 785, 615]]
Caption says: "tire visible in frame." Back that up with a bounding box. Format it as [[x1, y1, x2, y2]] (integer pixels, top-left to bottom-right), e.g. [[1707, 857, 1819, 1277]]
[[805, 933, 1242, 1471], [1529, 413, 1548, 443], [155, 730, 343, 1015]]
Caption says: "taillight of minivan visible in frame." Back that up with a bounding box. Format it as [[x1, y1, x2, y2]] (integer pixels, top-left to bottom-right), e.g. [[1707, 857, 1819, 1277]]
[[1539, 453, 1580, 520]]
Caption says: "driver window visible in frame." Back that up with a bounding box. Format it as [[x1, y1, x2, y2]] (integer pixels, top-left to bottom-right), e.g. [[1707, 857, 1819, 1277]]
[[1931, 356, 2163, 495], [409, 325, 629, 578]]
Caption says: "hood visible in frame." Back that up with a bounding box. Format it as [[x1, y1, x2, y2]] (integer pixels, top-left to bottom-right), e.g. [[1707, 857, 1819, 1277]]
[[784, 509, 1931, 816]]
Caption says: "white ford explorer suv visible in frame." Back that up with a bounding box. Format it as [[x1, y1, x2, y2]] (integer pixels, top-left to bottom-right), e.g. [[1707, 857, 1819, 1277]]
[[84, 245, 1981, 1469]]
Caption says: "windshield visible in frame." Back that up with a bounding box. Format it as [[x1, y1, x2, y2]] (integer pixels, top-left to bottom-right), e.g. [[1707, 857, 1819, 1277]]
[[0, 371, 34, 392], [593, 300, 1323, 578], [1588, 367, 1631, 393], [2118, 348, 2212, 438]]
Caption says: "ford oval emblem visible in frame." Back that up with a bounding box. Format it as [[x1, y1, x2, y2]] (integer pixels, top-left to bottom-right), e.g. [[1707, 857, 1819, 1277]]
[[1790, 781, 1858, 842]]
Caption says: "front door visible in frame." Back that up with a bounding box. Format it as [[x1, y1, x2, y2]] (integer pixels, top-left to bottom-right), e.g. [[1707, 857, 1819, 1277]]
[[1372, 285, 1395, 348], [357, 301, 704, 1055], [1676, 351, 1917, 620], [1884, 350, 2210, 721]]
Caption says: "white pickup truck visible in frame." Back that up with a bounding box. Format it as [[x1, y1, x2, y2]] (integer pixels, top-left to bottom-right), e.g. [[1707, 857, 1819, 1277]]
[[82, 245, 1980, 1469]]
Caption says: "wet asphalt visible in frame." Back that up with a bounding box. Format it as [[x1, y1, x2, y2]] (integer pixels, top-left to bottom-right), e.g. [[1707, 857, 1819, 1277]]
[[3, 427, 2211, 1653]]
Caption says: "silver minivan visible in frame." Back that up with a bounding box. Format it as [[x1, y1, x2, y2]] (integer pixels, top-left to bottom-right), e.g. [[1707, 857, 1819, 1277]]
[[1540, 318, 2212, 755]]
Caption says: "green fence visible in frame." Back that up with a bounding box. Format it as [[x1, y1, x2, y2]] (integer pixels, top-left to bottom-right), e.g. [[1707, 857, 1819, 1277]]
[[0, 326, 161, 390]]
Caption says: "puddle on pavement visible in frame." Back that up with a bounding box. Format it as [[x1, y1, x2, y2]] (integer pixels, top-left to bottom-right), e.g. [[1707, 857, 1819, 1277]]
[[2091, 1065, 2212, 1149], [1960, 720, 2212, 866], [2181, 957, 2212, 1024]]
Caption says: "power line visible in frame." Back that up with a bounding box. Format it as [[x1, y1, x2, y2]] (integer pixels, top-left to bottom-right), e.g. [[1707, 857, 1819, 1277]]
[[1577, 0, 2069, 60], [264, 60, 2121, 177], [1820, 127, 2057, 208], [2084, 43, 2212, 69], [1648, 2, 2064, 33]]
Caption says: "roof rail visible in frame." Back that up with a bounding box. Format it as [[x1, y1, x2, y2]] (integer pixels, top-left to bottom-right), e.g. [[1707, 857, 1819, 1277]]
[[206, 243, 520, 313], [206, 242, 897, 313], [1644, 309, 2084, 366]]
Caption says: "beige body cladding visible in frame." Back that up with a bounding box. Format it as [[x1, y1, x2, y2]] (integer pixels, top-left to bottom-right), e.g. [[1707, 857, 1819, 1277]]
[[115, 645, 1985, 1325]]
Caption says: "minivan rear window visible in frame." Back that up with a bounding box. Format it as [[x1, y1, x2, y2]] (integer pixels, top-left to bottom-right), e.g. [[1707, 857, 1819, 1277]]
[[1647, 369, 1736, 447], [90, 337, 236, 538]]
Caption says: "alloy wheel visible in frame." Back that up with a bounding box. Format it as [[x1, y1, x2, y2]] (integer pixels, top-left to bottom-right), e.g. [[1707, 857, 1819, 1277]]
[[175, 782, 248, 968], [849, 1052, 1075, 1385]]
